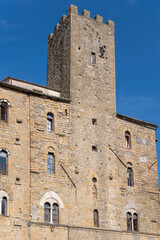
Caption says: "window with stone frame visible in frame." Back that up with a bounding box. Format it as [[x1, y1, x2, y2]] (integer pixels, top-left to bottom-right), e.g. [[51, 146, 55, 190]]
[[93, 209, 99, 227], [0, 150, 8, 175], [125, 131, 131, 148], [0, 101, 9, 122], [0, 190, 9, 216], [1, 197, 7, 216], [47, 113, 54, 132], [44, 202, 59, 224], [47, 153, 55, 174], [127, 162, 134, 186]]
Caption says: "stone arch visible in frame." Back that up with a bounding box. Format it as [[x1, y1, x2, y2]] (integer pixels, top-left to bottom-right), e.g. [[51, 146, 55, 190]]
[[124, 203, 141, 216], [40, 191, 64, 209]]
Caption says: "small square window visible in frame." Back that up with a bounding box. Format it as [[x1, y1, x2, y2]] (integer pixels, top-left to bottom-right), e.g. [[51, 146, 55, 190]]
[[92, 145, 97, 152], [92, 118, 97, 125], [91, 52, 96, 64]]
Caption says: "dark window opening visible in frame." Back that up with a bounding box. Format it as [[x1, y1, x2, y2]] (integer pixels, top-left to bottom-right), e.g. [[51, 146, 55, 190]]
[[1, 102, 8, 122], [127, 212, 132, 231], [127, 167, 134, 186], [92, 118, 97, 125], [125, 131, 131, 148], [47, 113, 54, 132], [92, 145, 97, 152], [2, 197, 7, 216], [93, 209, 99, 227], [92, 177, 97, 183], [91, 52, 96, 64], [133, 213, 138, 231], [0, 150, 7, 175], [47, 153, 55, 174]]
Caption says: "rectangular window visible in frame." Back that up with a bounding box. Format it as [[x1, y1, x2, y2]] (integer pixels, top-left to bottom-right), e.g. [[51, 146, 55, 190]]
[[94, 210, 99, 227], [91, 52, 96, 64], [47, 153, 55, 174]]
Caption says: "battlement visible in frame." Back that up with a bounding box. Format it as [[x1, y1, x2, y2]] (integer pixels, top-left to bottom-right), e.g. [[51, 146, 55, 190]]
[[48, 4, 114, 38]]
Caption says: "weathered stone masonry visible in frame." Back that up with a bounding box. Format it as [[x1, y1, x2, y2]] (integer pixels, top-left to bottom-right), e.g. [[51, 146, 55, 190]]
[[0, 4, 159, 240]]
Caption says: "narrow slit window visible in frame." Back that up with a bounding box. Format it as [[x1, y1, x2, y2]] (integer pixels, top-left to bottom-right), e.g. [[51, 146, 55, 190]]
[[127, 212, 132, 231], [93, 209, 99, 227], [1, 102, 8, 122], [91, 52, 96, 64], [0, 150, 7, 175], [44, 202, 51, 223], [47, 113, 54, 132], [1, 197, 7, 216], [127, 167, 134, 186], [125, 131, 131, 148], [47, 153, 55, 174], [133, 213, 138, 231]]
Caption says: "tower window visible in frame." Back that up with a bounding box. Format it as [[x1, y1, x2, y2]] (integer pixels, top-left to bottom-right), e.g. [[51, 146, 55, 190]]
[[125, 131, 131, 148], [92, 118, 97, 125], [47, 113, 54, 132], [44, 202, 51, 223], [0, 150, 7, 175], [127, 211, 138, 231], [127, 163, 134, 186], [93, 209, 99, 227], [1, 197, 7, 216], [1, 102, 8, 122], [44, 202, 59, 224], [52, 203, 59, 224], [91, 52, 96, 64], [92, 145, 97, 152], [47, 153, 55, 174]]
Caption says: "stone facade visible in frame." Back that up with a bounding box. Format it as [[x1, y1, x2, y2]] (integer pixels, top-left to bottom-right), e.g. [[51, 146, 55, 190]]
[[0, 4, 159, 240]]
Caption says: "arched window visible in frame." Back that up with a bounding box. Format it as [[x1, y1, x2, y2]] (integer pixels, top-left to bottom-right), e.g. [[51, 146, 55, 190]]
[[127, 162, 134, 186], [52, 203, 59, 224], [1, 102, 8, 122], [44, 202, 51, 223], [44, 202, 59, 224], [0, 150, 8, 175], [125, 131, 131, 148], [47, 113, 54, 132], [126, 211, 138, 231], [1, 197, 7, 216], [127, 212, 132, 231], [47, 153, 55, 174], [93, 209, 99, 227], [133, 213, 138, 231], [0, 190, 9, 216]]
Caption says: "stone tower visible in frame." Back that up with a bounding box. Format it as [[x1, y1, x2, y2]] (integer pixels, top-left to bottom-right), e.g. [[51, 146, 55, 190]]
[[47, 4, 122, 229]]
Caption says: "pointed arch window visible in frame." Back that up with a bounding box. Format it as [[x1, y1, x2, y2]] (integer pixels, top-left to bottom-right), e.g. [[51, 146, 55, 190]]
[[125, 131, 131, 148], [44, 202, 51, 223], [47, 113, 54, 132], [0, 150, 8, 175]]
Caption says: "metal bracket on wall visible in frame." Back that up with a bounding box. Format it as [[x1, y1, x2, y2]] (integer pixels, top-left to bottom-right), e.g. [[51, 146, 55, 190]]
[[109, 146, 127, 168], [60, 163, 76, 188]]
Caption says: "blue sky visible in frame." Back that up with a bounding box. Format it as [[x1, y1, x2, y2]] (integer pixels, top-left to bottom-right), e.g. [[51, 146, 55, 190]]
[[0, 0, 160, 185]]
